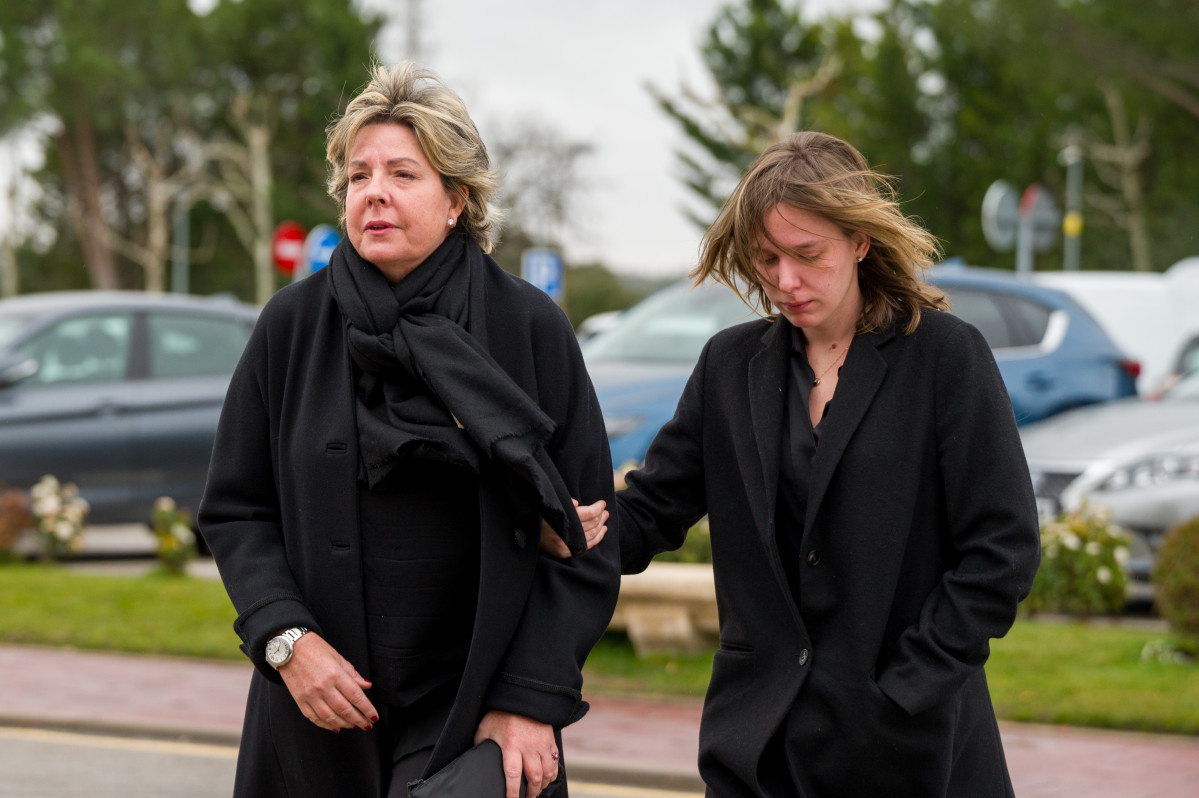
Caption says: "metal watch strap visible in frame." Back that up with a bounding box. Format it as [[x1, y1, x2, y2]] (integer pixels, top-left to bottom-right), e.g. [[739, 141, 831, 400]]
[[280, 626, 308, 645]]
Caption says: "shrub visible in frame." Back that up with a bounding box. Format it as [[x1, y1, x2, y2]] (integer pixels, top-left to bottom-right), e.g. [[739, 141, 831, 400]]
[[0, 486, 32, 560], [1025, 503, 1130, 617], [1153, 514, 1199, 652], [29, 475, 89, 560], [653, 518, 714, 564], [151, 497, 198, 575]]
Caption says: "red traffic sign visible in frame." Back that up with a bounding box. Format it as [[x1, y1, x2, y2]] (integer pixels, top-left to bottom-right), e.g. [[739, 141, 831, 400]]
[[271, 221, 306, 275]]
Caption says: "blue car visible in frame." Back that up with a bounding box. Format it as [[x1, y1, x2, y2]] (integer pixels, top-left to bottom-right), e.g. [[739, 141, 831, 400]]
[[584, 266, 1139, 466]]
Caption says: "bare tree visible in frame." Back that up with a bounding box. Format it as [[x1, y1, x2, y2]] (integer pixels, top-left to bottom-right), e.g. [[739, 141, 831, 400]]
[[489, 122, 594, 249], [1082, 83, 1154, 272], [200, 93, 276, 305], [93, 116, 208, 293]]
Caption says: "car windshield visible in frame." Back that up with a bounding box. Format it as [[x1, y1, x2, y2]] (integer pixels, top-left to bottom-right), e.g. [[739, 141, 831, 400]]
[[582, 281, 757, 364], [0, 312, 34, 348]]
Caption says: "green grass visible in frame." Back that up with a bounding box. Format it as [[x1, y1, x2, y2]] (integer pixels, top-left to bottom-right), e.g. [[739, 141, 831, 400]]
[[583, 633, 715, 697], [0, 561, 241, 660], [2, 562, 1198, 734], [988, 618, 1199, 734]]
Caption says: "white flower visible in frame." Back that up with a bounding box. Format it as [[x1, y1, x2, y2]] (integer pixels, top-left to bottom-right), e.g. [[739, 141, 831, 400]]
[[171, 523, 195, 545], [1061, 532, 1082, 551], [1114, 546, 1131, 565], [55, 520, 75, 541], [1085, 541, 1102, 556], [1096, 566, 1113, 584], [33, 495, 62, 518], [31, 475, 59, 498], [155, 496, 177, 513], [63, 504, 86, 526]]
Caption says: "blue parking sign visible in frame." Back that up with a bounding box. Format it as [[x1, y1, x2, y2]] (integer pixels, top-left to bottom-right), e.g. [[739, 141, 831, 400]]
[[521, 248, 564, 301]]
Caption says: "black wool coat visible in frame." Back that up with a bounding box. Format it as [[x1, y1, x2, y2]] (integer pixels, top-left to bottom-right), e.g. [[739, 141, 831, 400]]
[[618, 310, 1041, 798], [198, 262, 620, 798]]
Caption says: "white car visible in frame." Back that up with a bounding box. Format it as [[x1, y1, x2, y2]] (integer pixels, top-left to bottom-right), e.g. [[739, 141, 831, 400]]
[[1021, 369, 1199, 587], [1032, 259, 1199, 394]]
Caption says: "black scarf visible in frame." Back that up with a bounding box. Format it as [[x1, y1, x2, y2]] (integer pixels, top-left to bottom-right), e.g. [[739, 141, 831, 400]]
[[328, 233, 587, 555]]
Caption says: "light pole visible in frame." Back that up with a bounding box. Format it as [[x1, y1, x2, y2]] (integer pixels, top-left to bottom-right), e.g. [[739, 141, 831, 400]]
[[1059, 143, 1084, 272]]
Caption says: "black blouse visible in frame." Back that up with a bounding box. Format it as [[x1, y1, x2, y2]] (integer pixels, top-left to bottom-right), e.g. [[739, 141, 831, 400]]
[[775, 324, 835, 605]]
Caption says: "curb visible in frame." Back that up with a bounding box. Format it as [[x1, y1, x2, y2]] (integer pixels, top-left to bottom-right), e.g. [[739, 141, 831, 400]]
[[0, 713, 242, 748]]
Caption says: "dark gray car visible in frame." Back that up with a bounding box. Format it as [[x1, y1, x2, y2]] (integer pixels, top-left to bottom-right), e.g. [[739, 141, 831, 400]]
[[0, 291, 258, 526]]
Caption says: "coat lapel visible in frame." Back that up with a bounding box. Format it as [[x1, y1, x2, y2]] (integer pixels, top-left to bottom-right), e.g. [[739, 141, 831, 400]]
[[804, 327, 894, 534], [746, 319, 790, 551]]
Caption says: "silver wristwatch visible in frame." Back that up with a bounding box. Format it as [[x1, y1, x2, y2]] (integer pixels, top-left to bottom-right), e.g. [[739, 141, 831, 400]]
[[265, 626, 309, 669]]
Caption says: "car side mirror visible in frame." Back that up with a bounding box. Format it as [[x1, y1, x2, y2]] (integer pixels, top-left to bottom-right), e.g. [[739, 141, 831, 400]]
[[0, 354, 38, 388]]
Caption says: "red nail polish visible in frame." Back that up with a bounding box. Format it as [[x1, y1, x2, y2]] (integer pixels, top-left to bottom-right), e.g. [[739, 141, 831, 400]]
[[371, 715, 379, 723]]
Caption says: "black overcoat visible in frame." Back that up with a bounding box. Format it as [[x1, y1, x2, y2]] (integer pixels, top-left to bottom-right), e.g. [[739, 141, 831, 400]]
[[198, 261, 620, 797], [618, 310, 1040, 797]]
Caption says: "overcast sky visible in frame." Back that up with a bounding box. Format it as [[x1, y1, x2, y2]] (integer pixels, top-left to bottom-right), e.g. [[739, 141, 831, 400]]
[[369, 0, 883, 278]]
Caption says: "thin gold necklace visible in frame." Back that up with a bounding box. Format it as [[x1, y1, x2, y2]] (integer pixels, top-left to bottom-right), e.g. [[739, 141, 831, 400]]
[[811, 344, 848, 386]]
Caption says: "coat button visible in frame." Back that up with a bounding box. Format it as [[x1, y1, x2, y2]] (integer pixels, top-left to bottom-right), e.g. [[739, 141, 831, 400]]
[[799, 649, 810, 666], [805, 550, 820, 566]]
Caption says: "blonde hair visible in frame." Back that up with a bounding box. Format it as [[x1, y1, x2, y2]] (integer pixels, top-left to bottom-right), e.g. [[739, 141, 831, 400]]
[[695, 131, 948, 334], [326, 61, 502, 252]]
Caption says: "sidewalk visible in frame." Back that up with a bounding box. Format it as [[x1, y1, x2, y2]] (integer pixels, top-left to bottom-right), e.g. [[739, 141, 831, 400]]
[[2, 644, 1199, 795]]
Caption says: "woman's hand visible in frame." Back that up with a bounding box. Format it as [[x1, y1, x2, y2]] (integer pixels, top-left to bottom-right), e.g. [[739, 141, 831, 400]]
[[474, 710, 558, 798], [538, 499, 608, 558], [276, 632, 378, 732]]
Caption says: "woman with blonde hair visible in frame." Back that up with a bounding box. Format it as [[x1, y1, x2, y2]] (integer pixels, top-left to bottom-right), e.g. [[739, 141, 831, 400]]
[[201, 62, 617, 798], [569, 131, 1039, 796]]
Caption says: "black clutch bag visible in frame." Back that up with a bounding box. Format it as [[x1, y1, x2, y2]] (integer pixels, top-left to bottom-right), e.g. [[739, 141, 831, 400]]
[[408, 740, 564, 798]]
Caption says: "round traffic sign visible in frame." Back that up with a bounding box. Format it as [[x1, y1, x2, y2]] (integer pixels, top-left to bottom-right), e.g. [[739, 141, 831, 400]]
[[304, 224, 341, 273], [981, 181, 1019, 252], [271, 221, 306, 275]]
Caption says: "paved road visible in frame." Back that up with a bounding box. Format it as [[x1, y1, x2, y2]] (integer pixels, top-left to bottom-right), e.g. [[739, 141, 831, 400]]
[[0, 726, 701, 798], [0, 726, 236, 798]]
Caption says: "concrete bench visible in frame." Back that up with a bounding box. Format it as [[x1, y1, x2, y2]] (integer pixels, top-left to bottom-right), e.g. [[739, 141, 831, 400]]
[[609, 562, 719, 655]]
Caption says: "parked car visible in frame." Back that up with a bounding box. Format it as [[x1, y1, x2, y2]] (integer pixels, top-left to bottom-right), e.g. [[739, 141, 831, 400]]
[[930, 264, 1139, 424], [581, 280, 756, 466], [1020, 369, 1199, 586], [0, 291, 258, 530], [584, 266, 1138, 466], [1031, 259, 1199, 394]]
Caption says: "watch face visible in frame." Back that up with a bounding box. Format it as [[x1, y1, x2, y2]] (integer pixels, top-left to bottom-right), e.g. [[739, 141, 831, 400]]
[[266, 637, 290, 666]]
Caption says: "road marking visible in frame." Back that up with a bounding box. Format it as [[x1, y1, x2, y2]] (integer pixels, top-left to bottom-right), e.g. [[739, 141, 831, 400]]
[[0, 726, 238, 759]]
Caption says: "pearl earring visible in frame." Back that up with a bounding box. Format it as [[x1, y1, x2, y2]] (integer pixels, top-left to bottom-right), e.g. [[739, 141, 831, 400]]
[[857, 256, 864, 262], [448, 218, 456, 227]]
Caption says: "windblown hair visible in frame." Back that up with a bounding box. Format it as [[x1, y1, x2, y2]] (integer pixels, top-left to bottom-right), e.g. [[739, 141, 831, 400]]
[[326, 61, 502, 252], [695, 131, 948, 334]]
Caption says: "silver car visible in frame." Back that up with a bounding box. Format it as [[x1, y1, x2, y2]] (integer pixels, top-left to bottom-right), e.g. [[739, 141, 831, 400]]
[[0, 291, 258, 528], [1021, 369, 1199, 585]]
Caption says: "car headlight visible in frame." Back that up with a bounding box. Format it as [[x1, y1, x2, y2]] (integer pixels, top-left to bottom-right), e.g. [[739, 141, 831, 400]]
[[1098, 454, 1199, 492]]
